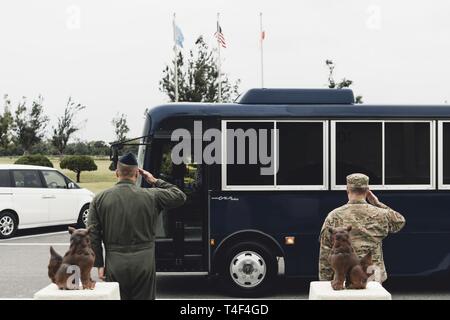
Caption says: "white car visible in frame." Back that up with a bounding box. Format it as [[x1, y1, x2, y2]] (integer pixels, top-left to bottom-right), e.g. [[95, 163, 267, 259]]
[[0, 164, 94, 239]]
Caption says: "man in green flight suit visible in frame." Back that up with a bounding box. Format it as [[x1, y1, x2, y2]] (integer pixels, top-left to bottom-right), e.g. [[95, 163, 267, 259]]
[[88, 153, 187, 300]]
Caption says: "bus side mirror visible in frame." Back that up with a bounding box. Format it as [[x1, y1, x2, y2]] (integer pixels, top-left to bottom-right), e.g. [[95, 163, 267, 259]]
[[68, 182, 76, 189], [110, 147, 119, 171]]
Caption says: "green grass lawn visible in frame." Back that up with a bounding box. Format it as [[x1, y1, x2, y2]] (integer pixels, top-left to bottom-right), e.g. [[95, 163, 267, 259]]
[[0, 156, 116, 194]]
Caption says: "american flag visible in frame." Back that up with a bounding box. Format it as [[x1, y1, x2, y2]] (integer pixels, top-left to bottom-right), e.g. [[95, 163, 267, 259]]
[[214, 21, 227, 48]]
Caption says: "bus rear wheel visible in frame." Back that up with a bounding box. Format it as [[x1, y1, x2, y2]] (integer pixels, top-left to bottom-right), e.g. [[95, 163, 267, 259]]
[[220, 241, 277, 297]]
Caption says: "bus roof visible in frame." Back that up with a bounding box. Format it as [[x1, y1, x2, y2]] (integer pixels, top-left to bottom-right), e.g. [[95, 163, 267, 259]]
[[146, 102, 450, 125], [146, 88, 450, 129]]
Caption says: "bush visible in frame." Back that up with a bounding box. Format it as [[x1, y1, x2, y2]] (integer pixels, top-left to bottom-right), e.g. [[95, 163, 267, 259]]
[[0, 144, 24, 156], [60, 155, 97, 183], [14, 154, 53, 168]]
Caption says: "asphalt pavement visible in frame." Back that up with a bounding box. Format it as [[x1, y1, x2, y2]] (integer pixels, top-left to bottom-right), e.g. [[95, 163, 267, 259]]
[[0, 227, 449, 300]]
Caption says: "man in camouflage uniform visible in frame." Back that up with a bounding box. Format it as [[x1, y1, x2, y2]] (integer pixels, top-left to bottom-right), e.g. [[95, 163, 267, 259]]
[[319, 173, 406, 283], [88, 153, 186, 300]]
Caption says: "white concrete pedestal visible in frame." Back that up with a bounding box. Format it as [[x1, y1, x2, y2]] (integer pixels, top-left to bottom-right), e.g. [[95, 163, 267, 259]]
[[34, 282, 120, 300], [309, 281, 392, 300]]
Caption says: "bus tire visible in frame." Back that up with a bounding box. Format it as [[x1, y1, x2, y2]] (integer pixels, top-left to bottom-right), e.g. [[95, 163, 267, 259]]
[[219, 241, 277, 297]]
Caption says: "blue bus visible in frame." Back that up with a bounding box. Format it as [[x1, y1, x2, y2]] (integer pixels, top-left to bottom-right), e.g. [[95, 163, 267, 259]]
[[112, 88, 450, 296]]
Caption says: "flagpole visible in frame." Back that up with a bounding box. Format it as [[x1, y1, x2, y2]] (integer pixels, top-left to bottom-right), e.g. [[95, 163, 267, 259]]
[[217, 12, 222, 103], [260, 12, 264, 88], [173, 13, 179, 102]]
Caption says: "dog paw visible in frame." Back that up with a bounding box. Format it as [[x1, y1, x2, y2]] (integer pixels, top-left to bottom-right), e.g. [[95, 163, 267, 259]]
[[82, 281, 96, 290], [331, 281, 344, 290]]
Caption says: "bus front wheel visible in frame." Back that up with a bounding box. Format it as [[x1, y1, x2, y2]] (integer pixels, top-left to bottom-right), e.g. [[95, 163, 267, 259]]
[[220, 241, 277, 297]]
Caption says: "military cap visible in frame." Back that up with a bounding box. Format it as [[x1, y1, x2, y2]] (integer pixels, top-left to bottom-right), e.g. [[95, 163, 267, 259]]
[[346, 173, 369, 188], [119, 152, 138, 166]]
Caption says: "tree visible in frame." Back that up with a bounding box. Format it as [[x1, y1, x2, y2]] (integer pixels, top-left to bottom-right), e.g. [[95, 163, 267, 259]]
[[326, 60, 363, 104], [15, 155, 53, 168], [160, 36, 240, 103], [51, 97, 86, 155], [0, 94, 14, 150], [112, 113, 129, 142], [60, 155, 97, 183], [13, 95, 49, 154], [64, 140, 110, 156]]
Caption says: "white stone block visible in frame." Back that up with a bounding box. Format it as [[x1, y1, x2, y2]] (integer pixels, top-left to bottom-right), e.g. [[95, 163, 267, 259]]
[[309, 281, 392, 300], [33, 282, 120, 300]]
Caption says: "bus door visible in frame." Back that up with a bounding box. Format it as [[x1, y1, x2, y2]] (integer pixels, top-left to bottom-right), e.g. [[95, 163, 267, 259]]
[[149, 137, 207, 271]]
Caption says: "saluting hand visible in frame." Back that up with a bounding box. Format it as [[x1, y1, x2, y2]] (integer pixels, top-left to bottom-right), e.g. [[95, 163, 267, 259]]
[[138, 168, 158, 185], [367, 190, 381, 207]]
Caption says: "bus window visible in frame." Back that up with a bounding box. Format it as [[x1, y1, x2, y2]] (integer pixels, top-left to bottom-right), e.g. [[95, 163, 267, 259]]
[[276, 121, 324, 185], [159, 142, 201, 194], [385, 122, 431, 185], [335, 122, 383, 185], [225, 121, 275, 186], [443, 122, 450, 185], [223, 120, 328, 190]]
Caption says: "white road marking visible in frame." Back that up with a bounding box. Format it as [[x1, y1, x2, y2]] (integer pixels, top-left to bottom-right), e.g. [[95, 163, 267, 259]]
[[0, 231, 67, 242], [156, 272, 209, 276], [0, 243, 68, 246]]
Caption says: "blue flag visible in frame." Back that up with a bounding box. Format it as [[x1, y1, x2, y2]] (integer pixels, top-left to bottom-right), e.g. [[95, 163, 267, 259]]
[[174, 24, 184, 48]]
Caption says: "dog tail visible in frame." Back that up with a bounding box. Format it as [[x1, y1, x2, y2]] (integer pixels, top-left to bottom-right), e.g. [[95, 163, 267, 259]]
[[360, 251, 372, 272], [48, 246, 63, 283], [360, 251, 376, 280]]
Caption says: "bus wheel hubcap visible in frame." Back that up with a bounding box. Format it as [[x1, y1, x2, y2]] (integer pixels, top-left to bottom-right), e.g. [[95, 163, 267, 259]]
[[0, 216, 14, 236], [229, 251, 266, 288]]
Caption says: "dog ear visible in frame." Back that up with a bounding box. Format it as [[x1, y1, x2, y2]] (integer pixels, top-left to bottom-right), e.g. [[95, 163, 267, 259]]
[[346, 225, 352, 232], [68, 226, 76, 234]]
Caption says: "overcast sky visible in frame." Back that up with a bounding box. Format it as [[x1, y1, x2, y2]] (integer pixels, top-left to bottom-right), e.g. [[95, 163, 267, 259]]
[[1, 0, 449, 142]]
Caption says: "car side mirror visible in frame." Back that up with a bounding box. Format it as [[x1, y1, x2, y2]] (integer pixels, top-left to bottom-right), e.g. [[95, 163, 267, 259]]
[[68, 182, 76, 189]]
